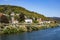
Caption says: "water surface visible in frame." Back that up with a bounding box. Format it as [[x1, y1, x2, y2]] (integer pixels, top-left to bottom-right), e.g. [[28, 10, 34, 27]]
[[0, 26, 60, 40]]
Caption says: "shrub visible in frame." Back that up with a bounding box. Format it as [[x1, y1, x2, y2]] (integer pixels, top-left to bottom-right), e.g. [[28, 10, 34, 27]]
[[17, 26, 27, 32], [3, 26, 18, 34]]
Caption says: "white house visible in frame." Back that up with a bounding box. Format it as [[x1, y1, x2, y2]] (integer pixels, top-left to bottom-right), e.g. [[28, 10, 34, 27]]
[[25, 19, 32, 23], [39, 21, 51, 24], [12, 20, 18, 24], [43, 21, 51, 24], [37, 18, 42, 23], [37, 18, 42, 21], [10, 12, 19, 24]]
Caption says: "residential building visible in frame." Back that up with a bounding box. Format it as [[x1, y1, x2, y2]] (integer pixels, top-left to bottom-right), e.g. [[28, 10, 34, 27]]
[[25, 19, 32, 23], [10, 12, 18, 24], [37, 18, 42, 23]]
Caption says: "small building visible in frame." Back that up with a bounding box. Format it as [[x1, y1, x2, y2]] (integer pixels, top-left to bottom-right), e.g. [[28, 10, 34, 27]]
[[12, 20, 18, 24], [43, 21, 51, 24], [37, 18, 42, 23], [10, 12, 19, 24], [25, 19, 32, 23], [37, 18, 42, 21]]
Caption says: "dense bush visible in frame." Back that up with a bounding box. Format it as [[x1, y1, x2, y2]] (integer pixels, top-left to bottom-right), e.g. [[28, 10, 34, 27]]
[[3, 26, 18, 34], [17, 26, 27, 32], [19, 13, 25, 22], [33, 20, 38, 23]]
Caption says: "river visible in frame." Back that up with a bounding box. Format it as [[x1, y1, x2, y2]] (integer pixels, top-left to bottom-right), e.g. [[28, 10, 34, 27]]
[[0, 26, 60, 40]]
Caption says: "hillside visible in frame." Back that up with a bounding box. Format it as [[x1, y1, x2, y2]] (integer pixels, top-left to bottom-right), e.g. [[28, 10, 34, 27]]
[[0, 5, 48, 20], [48, 17, 60, 23]]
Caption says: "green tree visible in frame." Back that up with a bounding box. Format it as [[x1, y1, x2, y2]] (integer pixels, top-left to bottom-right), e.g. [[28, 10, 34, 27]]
[[19, 13, 25, 22]]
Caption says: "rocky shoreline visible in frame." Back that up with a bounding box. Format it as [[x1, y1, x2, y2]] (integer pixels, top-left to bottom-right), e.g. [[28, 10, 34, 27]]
[[0, 23, 59, 35]]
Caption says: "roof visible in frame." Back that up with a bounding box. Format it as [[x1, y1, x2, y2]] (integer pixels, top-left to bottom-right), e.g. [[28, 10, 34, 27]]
[[0, 13, 3, 17]]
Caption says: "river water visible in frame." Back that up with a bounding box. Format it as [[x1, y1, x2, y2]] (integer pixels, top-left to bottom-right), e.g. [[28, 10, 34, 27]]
[[0, 26, 60, 40]]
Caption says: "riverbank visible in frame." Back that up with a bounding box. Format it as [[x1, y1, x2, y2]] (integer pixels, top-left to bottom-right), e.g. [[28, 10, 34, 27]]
[[0, 23, 59, 34], [1, 26, 60, 40]]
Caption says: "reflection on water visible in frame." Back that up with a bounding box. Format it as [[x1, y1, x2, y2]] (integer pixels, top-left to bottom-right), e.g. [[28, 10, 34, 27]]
[[0, 26, 60, 40]]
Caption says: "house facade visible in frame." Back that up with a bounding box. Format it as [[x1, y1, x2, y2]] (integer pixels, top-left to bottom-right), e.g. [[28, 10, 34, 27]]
[[37, 18, 42, 23], [25, 19, 33, 23], [10, 12, 19, 24]]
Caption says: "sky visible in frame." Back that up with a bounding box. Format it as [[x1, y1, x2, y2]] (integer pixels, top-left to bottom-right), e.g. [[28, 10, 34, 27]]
[[0, 0, 60, 17]]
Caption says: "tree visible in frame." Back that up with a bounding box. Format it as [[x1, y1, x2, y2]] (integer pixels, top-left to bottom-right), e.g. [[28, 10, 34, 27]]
[[0, 14, 9, 23], [19, 13, 25, 22]]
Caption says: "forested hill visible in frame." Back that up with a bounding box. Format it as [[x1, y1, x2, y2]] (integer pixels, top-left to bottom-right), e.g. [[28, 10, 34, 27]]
[[0, 5, 48, 20]]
